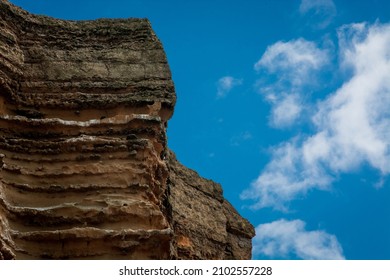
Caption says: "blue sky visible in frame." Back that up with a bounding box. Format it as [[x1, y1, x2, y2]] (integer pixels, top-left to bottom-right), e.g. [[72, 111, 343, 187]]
[[8, 0, 390, 260]]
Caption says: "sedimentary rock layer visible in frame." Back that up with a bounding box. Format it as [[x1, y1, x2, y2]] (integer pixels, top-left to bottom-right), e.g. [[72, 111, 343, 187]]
[[167, 151, 254, 259], [0, 0, 254, 259]]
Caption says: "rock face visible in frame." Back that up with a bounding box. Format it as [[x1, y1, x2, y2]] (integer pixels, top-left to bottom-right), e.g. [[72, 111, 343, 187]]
[[0, 0, 254, 259]]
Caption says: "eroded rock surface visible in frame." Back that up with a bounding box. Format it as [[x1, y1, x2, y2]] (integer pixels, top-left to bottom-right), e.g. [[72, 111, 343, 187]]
[[0, 0, 254, 259]]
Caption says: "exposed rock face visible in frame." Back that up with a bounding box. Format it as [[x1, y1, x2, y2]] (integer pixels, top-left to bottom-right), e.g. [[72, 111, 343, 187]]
[[0, 0, 254, 259], [167, 151, 254, 259]]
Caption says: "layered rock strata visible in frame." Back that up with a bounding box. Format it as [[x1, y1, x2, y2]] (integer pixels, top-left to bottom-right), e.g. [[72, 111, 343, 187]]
[[0, 0, 254, 259]]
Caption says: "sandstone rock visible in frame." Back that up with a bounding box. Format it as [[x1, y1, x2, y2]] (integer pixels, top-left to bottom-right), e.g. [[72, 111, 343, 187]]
[[167, 151, 254, 259], [0, 0, 254, 259]]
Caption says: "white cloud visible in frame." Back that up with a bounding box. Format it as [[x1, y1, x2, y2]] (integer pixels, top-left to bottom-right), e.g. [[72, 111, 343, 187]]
[[255, 38, 328, 86], [216, 76, 243, 98], [299, 0, 337, 29], [241, 138, 332, 210], [253, 219, 345, 260], [271, 94, 302, 127], [255, 39, 329, 128], [243, 22, 390, 209], [312, 22, 390, 174]]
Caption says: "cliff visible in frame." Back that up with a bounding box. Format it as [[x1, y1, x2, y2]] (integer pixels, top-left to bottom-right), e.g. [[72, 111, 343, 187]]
[[0, 0, 254, 260]]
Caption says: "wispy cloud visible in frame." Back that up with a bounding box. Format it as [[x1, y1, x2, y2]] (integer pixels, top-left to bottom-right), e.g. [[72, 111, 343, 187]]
[[216, 76, 243, 98], [230, 131, 253, 146], [255, 38, 329, 128], [299, 0, 336, 15], [243, 22, 390, 209], [255, 38, 328, 86], [253, 219, 344, 260], [299, 0, 337, 29], [241, 138, 332, 210]]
